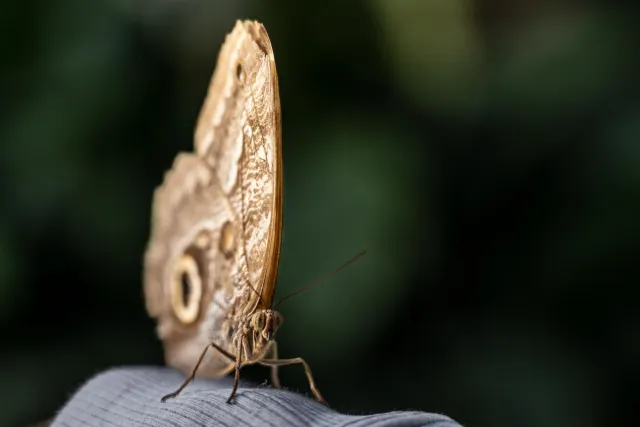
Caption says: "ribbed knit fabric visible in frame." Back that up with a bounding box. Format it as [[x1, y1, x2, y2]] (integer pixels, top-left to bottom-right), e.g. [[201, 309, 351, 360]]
[[50, 367, 462, 427]]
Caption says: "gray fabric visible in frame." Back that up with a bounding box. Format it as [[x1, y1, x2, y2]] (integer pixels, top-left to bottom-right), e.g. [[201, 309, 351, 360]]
[[50, 367, 461, 427]]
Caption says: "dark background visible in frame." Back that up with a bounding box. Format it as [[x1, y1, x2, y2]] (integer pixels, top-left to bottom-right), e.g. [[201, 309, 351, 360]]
[[1, 1, 638, 426]]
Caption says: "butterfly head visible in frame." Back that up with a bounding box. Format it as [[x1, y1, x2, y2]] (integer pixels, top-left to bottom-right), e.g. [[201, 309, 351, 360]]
[[250, 309, 283, 342]]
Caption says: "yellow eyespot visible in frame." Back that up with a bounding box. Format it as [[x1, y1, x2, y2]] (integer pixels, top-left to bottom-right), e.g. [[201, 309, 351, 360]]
[[219, 221, 235, 259], [170, 253, 202, 324]]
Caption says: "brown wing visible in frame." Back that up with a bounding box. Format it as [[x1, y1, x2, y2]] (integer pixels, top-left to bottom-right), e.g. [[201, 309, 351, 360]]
[[143, 20, 282, 378], [144, 153, 237, 376], [194, 20, 282, 311]]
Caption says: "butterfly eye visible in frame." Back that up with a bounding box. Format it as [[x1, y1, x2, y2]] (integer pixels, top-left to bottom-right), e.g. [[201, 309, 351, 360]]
[[235, 61, 245, 84], [252, 311, 266, 330], [170, 253, 203, 324], [272, 312, 283, 330]]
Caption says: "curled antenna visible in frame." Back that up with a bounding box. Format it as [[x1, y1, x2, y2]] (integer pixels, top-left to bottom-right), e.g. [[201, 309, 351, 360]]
[[274, 250, 367, 308]]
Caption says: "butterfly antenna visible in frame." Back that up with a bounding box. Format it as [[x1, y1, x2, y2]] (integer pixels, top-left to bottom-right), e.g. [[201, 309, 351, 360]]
[[247, 282, 267, 307], [274, 250, 367, 308]]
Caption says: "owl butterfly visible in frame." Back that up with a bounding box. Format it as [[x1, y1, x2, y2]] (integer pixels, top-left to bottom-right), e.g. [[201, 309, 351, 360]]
[[143, 20, 326, 405]]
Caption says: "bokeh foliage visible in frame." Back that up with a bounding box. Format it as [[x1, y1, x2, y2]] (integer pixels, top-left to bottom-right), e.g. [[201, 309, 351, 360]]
[[1, 1, 638, 426]]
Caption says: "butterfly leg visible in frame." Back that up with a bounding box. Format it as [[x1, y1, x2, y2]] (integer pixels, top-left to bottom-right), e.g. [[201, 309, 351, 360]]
[[227, 349, 243, 404], [227, 337, 249, 403], [259, 357, 327, 405], [161, 342, 235, 402], [266, 341, 281, 388]]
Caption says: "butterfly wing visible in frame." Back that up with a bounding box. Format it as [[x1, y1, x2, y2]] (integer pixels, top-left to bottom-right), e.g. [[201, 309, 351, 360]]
[[143, 20, 282, 377], [194, 20, 283, 311]]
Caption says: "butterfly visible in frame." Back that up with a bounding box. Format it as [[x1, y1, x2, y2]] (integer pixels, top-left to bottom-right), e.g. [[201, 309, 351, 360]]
[[143, 20, 327, 405]]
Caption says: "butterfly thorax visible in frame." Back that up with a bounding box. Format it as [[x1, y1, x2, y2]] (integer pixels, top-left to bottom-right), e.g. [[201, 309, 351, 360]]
[[231, 308, 282, 362]]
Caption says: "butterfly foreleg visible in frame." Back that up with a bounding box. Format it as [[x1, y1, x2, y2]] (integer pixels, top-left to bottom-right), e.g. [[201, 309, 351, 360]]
[[265, 341, 281, 388], [161, 342, 236, 402], [259, 356, 327, 405], [227, 348, 243, 404], [227, 333, 252, 404]]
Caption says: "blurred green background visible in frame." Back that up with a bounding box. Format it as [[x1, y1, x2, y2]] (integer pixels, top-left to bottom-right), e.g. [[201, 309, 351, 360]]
[[1, 1, 638, 426]]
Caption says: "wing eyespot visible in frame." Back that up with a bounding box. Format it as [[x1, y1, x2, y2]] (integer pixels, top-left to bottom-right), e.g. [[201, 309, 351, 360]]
[[235, 61, 245, 84], [170, 253, 203, 324], [219, 221, 236, 259]]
